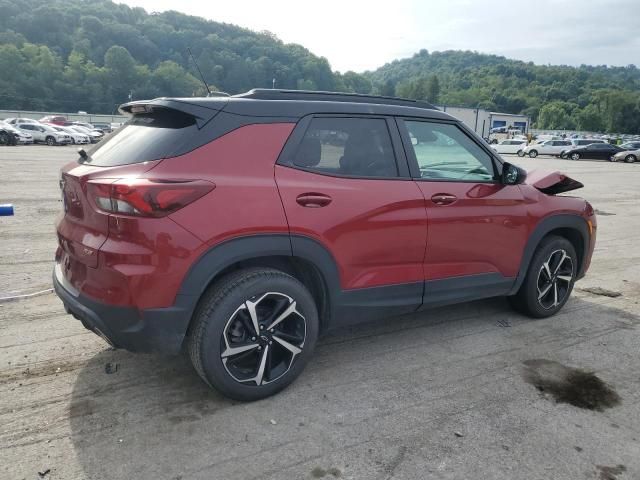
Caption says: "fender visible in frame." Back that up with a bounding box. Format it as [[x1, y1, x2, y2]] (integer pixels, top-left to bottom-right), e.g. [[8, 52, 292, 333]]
[[509, 214, 590, 295], [175, 234, 343, 321]]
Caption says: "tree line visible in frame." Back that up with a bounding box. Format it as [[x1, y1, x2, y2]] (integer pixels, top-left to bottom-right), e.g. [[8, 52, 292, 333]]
[[1, 0, 639, 133]]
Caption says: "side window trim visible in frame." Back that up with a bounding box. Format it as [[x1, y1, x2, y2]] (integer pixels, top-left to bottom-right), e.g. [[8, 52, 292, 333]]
[[396, 117, 500, 183], [277, 114, 412, 180]]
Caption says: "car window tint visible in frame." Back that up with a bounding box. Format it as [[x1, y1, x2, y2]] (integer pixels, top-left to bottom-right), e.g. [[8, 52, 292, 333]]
[[403, 120, 494, 182], [293, 117, 398, 178]]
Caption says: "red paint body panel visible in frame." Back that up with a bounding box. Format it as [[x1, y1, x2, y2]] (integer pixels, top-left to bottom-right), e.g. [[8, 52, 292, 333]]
[[275, 165, 428, 289], [166, 123, 295, 244], [56, 124, 295, 310]]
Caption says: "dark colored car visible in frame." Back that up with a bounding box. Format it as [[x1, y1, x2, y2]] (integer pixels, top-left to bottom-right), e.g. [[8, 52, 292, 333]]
[[53, 89, 597, 400], [0, 124, 19, 145], [561, 143, 624, 160]]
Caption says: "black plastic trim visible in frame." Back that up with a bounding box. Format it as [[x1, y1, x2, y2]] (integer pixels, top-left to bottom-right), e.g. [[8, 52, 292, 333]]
[[423, 272, 514, 309], [509, 214, 590, 295]]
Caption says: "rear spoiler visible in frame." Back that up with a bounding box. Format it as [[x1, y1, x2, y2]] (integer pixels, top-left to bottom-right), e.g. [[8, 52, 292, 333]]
[[119, 97, 228, 128]]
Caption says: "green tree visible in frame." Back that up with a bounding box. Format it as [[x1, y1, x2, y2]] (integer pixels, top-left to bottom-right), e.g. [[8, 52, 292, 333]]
[[425, 74, 440, 103]]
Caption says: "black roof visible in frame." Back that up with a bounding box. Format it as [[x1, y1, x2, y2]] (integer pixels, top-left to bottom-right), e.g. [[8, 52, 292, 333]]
[[234, 89, 436, 109], [120, 89, 453, 122]]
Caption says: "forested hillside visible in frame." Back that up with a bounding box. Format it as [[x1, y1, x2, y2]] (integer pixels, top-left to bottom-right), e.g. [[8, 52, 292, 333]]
[[1, 0, 639, 132], [0, 0, 341, 113], [367, 50, 640, 133]]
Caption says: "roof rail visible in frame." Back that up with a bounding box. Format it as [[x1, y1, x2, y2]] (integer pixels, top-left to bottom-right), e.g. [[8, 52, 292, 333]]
[[234, 89, 436, 110]]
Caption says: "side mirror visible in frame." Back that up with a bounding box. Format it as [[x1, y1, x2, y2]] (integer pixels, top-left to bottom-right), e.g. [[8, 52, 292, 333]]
[[502, 162, 526, 185]]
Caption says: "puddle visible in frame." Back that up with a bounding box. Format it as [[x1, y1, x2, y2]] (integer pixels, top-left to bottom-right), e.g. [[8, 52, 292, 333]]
[[311, 467, 342, 478], [596, 464, 626, 480], [522, 359, 621, 411]]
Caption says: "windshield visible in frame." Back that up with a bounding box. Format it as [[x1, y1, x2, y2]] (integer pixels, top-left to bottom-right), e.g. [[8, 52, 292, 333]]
[[84, 108, 197, 166]]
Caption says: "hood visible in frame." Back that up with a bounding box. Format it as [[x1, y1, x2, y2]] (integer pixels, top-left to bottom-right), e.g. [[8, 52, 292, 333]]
[[525, 169, 584, 195]]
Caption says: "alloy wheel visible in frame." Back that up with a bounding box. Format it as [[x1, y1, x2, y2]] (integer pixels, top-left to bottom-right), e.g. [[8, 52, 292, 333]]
[[221, 292, 306, 386], [536, 249, 574, 309]]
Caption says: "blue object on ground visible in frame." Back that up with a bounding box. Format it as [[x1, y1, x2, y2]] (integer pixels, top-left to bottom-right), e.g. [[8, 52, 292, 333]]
[[0, 204, 14, 216]]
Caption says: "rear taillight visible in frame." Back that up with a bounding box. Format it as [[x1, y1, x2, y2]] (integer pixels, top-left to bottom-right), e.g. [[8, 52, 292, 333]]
[[88, 179, 214, 217]]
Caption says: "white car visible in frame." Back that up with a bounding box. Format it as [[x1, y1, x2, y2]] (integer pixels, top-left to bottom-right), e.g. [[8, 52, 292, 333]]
[[5, 117, 41, 126], [522, 140, 572, 158], [611, 148, 640, 163], [49, 125, 90, 145], [70, 125, 103, 143], [16, 123, 72, 145], [491, 139, 527, 155]]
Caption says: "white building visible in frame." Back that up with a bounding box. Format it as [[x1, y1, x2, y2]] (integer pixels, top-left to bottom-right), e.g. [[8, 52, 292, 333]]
[[436, 106, 530, 138]]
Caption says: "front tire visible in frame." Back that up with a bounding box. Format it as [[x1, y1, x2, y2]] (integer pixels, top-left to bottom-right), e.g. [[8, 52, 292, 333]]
[[528, 150, 538, 158], [46, 136, 56, 146], [508, 235, 577, 318], [517, 150, 525, 157], [188, 268, 319, 401], [570, 153, 580, 161], [624, 154, 636, 163]]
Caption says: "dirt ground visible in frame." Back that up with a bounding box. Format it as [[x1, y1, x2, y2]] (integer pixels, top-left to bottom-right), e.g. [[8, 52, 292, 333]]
[[1, 145, 639, 480]]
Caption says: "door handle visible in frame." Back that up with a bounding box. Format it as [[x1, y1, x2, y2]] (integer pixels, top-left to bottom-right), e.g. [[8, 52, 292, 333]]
[[296, 193, 332, 208], [431, 193, 457, 206]]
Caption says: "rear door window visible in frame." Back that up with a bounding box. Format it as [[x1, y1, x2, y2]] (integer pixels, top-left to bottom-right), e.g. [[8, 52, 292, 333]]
[[292, 117, 399, 178], [84, 108, 197, 167]]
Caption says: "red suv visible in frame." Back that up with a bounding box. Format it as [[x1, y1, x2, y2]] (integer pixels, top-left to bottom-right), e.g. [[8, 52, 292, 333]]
[[53, 89, 596, 400]]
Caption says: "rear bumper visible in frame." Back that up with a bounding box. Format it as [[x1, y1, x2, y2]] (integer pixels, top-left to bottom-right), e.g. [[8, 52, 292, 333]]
[[53, 264, 192, 354]]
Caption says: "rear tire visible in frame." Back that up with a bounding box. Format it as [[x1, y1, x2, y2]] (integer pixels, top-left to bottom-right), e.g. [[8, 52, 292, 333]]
[[528, 150, 538, 158], [517, 150, 525, 157], [508, 235, 577, 318], [625, 154, 636, 163], [187, 268, 319, 401], [0, 131, 9, 146]]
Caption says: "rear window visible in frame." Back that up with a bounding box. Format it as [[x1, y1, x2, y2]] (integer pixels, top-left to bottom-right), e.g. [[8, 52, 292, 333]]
[[84, 108, 197, 166]]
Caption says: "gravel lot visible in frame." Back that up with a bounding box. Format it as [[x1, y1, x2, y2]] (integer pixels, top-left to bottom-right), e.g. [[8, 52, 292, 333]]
[[1, 146, 639, 480]]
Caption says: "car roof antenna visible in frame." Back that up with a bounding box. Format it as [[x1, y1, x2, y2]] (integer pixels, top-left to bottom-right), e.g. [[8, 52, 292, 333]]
[[187, 47, 212, 97]]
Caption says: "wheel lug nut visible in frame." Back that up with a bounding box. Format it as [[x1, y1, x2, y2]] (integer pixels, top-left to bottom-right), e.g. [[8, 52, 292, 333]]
[[270, 329, 274, 333], [258, 346, 262, 350], [251, 337, 256, 341], [269, 341, 272, 345], [260, 325, 264, 330]]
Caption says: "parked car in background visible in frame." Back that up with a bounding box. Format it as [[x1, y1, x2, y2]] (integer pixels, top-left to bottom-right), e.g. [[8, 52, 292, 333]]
[[618, 141, 640, 151], [569, 139, 606, 148], [0, 122, 20, 145], [491, 139, 527, 155], [91, 122, 113, 133], [39, 115, 68, 126], [611, 148, 640, 163], [17, 123, 72, 145], [69, 125, 103, 143], [71, 121, 96, 131], [523, 140, 572, 158], [561, 143, 624, 160], [49, 125, 90, 144], [0, 120, 33, 144], [5, 117, 41, 126]]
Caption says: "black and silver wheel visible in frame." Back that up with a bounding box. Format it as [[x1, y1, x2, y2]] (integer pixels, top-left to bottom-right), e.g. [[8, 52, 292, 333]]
[[508, 235, 577, 318], [571, 152, 580, 161], [517, 150, 525, 157], [46, 136, 56, 146], [528, 150, 538, 158], [0, 131, 9, 146], [188, 268, 319, 401], [624, 154, 636, 164]]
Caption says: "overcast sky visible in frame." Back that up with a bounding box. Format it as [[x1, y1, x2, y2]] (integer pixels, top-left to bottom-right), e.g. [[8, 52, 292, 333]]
[[119, 0, 640, 72]]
